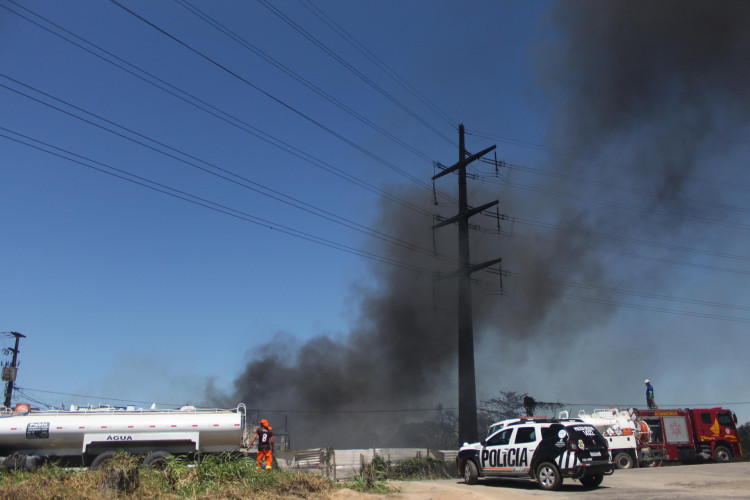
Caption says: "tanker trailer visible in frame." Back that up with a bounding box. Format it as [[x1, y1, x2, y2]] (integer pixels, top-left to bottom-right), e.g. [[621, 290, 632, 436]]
[[0, 403, 247, 470]]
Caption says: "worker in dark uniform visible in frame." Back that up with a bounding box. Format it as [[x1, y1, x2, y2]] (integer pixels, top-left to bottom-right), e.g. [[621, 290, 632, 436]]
[[645, 379, 656, 409], [249, 418, 274, 470]]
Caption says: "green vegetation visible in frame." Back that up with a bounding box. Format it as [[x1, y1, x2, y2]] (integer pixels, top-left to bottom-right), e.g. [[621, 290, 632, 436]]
[[361, 455, 450, 481], [738, 422, 750, 460], [348, 455, 449, 493], [0, 453, 334, 499], [0, 453, 448, 498]]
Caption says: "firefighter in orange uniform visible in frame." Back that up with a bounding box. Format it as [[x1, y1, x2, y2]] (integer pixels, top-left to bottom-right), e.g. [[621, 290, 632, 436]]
[[250, 419, 274, 470]]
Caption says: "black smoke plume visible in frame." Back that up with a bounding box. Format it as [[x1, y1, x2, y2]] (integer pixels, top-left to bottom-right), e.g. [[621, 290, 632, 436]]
[[215, 1, 750, 449]]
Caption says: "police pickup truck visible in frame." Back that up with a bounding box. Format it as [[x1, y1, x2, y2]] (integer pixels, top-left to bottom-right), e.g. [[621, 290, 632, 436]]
[[457, 418, 614, 490]]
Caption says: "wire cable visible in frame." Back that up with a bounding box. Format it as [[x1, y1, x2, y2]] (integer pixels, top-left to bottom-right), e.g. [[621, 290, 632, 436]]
[[107, 0, 436, 192], [507, 280, 750, 324], [173, 0, 440, 167], [15, 387, 188, 408], [297, 0, 458, 129], [509, 229, 750, 276], [513, 217, 750, 263], [0, 127, 435, 274], [0, 75, 447, 261], [255, 0, 457, 147], [1, 1, 433, 218], [477, 158, 750, 219], [504, 179, 750, 233], [467, 128, 750, 196]]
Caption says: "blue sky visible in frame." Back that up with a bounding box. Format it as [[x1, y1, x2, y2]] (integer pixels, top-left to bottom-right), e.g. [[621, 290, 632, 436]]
[[3, 0, 750, 430]]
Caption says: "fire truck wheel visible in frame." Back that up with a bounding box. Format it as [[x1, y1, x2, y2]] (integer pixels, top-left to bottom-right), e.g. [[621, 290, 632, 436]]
[[614, 452, 634, 469], [714, 446, 732, 463], [142, 451, 173, 469], [462, 459, 478, 485], [580, 473, 603, 488], [90, 451, 117, 471], [536, 461, 562, 491]]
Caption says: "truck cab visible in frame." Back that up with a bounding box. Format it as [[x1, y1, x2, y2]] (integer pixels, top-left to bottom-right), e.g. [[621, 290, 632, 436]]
[[688, 408, 742, 462]]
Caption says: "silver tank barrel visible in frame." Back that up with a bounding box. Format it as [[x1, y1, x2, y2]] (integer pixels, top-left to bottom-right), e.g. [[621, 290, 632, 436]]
[[0, 406, 244, 457]]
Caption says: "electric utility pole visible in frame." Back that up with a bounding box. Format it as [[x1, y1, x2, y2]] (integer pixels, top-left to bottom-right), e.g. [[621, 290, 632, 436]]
[[432, 125, 501, 445], [3, 331, 25, 408]]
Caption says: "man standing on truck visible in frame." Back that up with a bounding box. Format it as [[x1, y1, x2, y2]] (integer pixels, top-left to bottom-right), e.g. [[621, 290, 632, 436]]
[[249, 418, 274, 470], [645, 379, 656, 409]]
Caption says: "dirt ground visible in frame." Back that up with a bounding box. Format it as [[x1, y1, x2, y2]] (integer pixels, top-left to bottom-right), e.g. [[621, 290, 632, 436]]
[[333, 462, 750, 500]]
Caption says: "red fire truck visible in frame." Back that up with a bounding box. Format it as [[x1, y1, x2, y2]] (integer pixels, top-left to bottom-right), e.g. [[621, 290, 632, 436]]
[[632, 407, 742, 464]]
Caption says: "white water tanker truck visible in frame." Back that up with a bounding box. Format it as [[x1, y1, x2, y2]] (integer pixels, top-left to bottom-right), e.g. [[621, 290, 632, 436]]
[[0, 403, 248, 470]]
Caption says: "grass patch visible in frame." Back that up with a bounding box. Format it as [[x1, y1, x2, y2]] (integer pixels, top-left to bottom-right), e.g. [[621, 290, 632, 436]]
[[339, 455, 450, 494], [0, 453, 336, 499], [0, 453, 449, 498], [360, 455, 450, 481]]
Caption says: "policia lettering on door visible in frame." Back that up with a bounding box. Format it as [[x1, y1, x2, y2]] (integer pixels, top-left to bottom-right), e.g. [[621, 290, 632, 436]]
[[482, 447, 529, 469]]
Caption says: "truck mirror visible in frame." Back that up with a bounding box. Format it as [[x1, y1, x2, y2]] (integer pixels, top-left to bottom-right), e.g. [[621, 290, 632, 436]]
[[733, 413, 738, 424]]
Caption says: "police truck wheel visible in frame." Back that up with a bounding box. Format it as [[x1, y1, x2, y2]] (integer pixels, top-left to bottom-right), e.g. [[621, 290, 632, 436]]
[[614, 451, 634, 469], [90, 451, 117, 470], [142, 451, 173, 469], [714, 446, 732, 463], [536, 461, 562, 491], [580, 473, 603, 488], [463, 460, 478, 485]]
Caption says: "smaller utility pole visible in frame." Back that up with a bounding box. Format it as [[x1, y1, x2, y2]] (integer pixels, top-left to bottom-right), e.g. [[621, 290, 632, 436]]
[[3, 332, 25, 408]]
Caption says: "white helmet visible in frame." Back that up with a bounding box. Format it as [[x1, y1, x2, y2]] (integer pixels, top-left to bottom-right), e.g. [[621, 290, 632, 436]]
[[645, 379, 650, 384]]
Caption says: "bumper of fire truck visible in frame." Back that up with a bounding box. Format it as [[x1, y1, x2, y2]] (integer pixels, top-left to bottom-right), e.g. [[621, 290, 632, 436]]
[[639, 447, 669, 463]]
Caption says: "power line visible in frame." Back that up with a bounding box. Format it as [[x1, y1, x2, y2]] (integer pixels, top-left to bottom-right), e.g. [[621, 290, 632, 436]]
[[534, 401, 750, 408], [107, 0, 437, 193], [10, 3, 750, 328], [0, 75, 446, 261], [255, 0, 457, 147], [503, 179, 750, 233], [513, 217, 750, 263], [463, 150, 750, 235], [18, 386, 750, 414], [467, 127, 750, 196], [477, 158, 750, 219], [0, 127, 435, 275], [1, 1, 433, 217], [512, 271, 750, 313], [297, 0, 458, 129], [9, 79, 749, 322], [173, 0, 440, 167], [15, 387, 188, 408], [507, 280, 750, 324], [510, 230, 750, 276]]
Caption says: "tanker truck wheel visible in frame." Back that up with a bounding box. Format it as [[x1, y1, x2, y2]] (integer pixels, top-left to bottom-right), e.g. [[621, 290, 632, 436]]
[[2, 455, 27, 470], [142, 451, 173, 469], [24, 455, 42, 472], [613, 452, 634, 469], [90, 451, 117, 470]]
